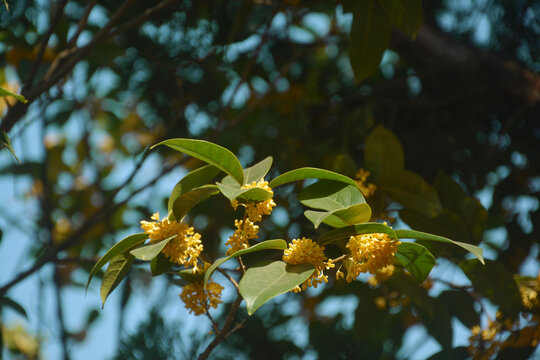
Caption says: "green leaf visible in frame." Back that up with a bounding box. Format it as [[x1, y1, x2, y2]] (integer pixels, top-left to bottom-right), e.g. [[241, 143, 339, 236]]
[[239, 260, 315, 315], [348, 0, 393, 82], [86, 233, 148, 291], [395, 242, 435, 283], [216, 182, 273, 203], [297, 180, 365, 211], [220, 156, 273, 187], [269, 167, 362, 193], [318, 222, 396, 245], [379, 170, 443, 218], [364, 125, 404, 181], [150, 253, 174, 276], [129, 235, 176, 261], [305, 210, 347, 229], [304, 203, 372, 229], [0, 86, 27, 103], [100, 253, 134, 307], [460, 259, 522, 318], [204, 239, 287, 287], [1, 131, 21, 164], [244, 156, 273, 184], [170, 185, 219, 221], [298, 180, 370, 228], [438, 290, 479, 328], [177, 269, 202, 283], [167, 165, 221, 214], [152, 138, 244, 185], [427, 348, 472, 360], [433, 172, 467, 213], [394, 229, 484, 264], [379, 0, 423, 38], [0, 297, 27, 318]]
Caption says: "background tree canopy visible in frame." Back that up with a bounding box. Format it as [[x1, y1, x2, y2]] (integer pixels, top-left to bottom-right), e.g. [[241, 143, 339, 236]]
[[0, 0, 539, 359]]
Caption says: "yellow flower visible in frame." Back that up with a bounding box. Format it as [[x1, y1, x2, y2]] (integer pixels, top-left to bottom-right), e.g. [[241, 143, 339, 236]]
[[225, 219, 259, 255], [245, 199, 277, 222], [367, 264, 395, 286], [283, 237, 334, 292], [355, 168, 377, 197], [226, 178, 276, 254], [345, 233, 400, 282], [179, 281, 224, 316], [140, 212, 203, 269], [468, 320, 502, 359], [231, 179, 276, 222], [520, 286, 538, 309]]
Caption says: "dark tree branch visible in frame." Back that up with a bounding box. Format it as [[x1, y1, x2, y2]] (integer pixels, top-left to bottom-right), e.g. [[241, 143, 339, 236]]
[[390, 25, 540, 108], [25, 0, 69, 91], [67, 0, 99, 48]]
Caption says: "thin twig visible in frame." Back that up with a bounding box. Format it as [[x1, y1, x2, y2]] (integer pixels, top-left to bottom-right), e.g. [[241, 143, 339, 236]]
[[107, 0, 177, 38], [217, 8, 279, 124], [0, 163, 175, 296], [332, 255, 347, 263], [67, 0, 99, 47], [224, 318, 247, 338], [197, 295, 243, 360], [205, 312, 220, 334], [217, 268, 240, 293], [25, 0, 69, 90]]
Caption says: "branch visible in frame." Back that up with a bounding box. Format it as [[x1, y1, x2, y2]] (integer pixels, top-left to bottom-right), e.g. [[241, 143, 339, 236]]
[[25, 0, 69, 90], [67, 0, 99, 48], [0, 0, 136, 134], [390, 25, 540, 108], [0, 161, 175, 296], [197, 295, 243, 360]]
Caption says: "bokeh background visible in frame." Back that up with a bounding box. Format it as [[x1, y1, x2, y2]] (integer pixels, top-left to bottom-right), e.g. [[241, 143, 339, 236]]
[[1, 0, 539, 359]]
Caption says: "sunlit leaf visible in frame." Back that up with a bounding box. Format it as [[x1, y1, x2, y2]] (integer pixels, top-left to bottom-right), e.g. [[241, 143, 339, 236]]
[[244, 156, 273, 184], [394, 229, 484, 264], [318, 222, 396, 245], [100, 253, 134, 307], [170, 185, 219, 221], [167, 165, 221, 214], [297, 180, 365, 211], [216, 182, 273, 203], [152, 138, 244, 185], [150, 253, 174, 276], [204, 239, 287, 287], [1, 131, 21, 164], [395, 242, 435, 282], [86, 233, 148, 291], [269, 167, 362, 193], [239, 260, 314, 315], [0, 86, 27, 103], [130, 235, 176, 261], [304, 203, 372, 229]]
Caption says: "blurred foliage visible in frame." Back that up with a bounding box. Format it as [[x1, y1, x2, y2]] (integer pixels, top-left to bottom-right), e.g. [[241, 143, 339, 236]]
[[0, 0, 539, 359]]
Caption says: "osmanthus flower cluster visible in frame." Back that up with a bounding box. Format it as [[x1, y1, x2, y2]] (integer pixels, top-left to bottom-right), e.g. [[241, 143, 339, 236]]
[[140, 212, 203, 270], [180, 281, 224, 315], [88, 138, 486, 359], [282, 237, 334, 292], [226, 179, 276, 255], [343, 232, 400, 283]]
